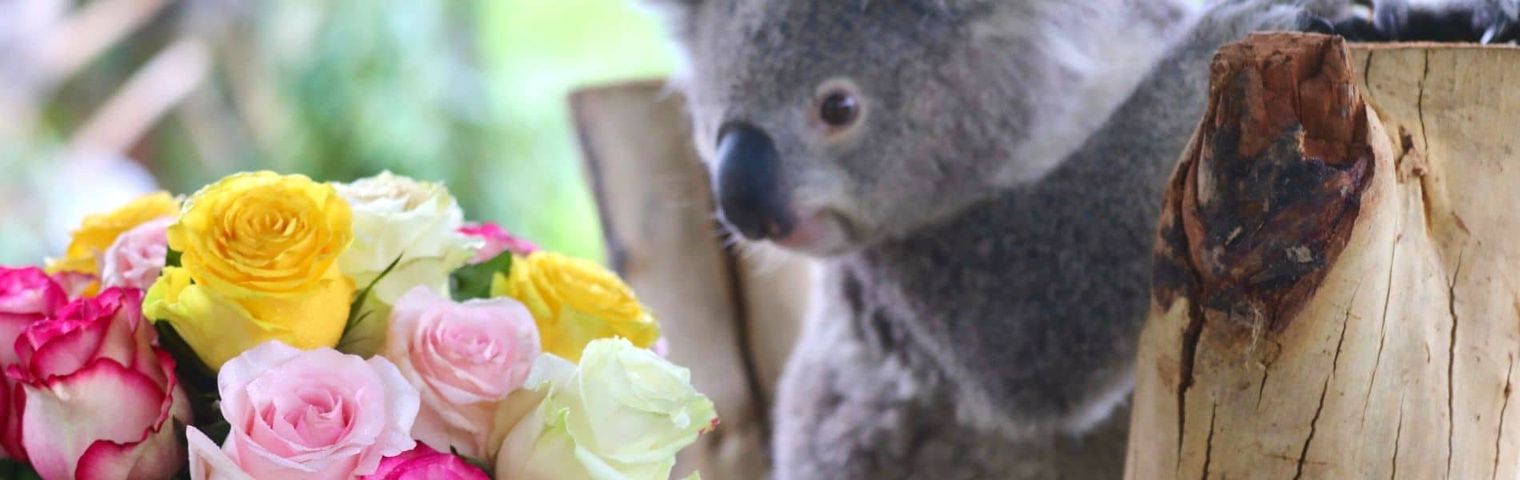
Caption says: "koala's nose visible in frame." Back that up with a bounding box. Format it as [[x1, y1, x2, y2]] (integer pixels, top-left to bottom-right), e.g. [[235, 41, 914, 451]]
[[714, 122, 795, 240]]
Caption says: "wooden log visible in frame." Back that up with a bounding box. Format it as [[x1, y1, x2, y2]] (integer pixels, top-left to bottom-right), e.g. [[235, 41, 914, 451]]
[[1127, 33, 1520, 479], [569, 81, 810, 480]]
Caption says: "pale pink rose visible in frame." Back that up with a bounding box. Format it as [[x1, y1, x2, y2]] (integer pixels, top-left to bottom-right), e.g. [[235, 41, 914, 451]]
[[200, 341, 420, 480], [99, 217, 174, 291], [11, 287, 191, 479], [363, 444, 490, 480], [458, 222, 536, 264], [385, 286, 539, 460]]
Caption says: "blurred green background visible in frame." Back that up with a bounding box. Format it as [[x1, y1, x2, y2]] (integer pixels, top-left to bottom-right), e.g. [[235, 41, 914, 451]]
[[0, 0, 679, 266]]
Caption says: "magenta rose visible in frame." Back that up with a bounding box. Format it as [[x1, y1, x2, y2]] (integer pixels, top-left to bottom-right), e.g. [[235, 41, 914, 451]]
[[385, 286, 539, 460], [100, 217, 174, 291], [10, 287, 191, 479], [363, 444, 490, 480], [458, 222, 536, 264], [0, 267, 66, 365], [187, 341, 420, 480], [0, 266, 62, 460]]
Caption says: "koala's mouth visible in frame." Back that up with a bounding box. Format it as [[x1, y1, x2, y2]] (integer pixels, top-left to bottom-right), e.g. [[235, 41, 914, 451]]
[[770, 209, 857, 257]]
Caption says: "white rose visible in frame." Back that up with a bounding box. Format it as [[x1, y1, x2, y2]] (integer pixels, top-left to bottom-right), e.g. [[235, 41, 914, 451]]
[[495, 339, 718, 480]]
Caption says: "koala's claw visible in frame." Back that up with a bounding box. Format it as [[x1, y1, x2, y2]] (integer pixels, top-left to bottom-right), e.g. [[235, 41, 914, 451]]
[[1311, 1, 1520, 44]]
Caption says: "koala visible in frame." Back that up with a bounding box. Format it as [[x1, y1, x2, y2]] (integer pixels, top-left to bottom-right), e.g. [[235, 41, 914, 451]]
[[641, 0, 1516, 478]]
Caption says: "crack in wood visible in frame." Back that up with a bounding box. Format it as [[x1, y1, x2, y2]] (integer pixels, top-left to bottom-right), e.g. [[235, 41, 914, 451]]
[[1202, 402, 1217, 480], [1392, 393, 1405, 480], [1365, 234, 1401, 427], [1293, 377, 1333, 480], [1493, 355, 1513, 480], [1332, 282, 1363, 375], [1447, 249, 1465, 479]]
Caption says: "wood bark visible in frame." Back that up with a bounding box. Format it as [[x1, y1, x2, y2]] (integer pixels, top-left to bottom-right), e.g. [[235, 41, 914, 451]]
[[1127, 33, 1520, 479], [569, 82, 810, 480]]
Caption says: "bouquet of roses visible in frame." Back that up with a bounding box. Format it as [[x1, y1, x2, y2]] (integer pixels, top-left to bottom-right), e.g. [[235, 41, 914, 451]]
[[0, 171, 717, 480]]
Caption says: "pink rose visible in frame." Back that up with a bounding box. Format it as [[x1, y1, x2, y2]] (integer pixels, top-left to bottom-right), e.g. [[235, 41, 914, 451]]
[[188, 342, 420, 480], [363, 444, 490, 480], [100, 217, 174, 291], [11, 288, 191, 479], [458, 222, 536, 264], [385, 286, 539, 459]]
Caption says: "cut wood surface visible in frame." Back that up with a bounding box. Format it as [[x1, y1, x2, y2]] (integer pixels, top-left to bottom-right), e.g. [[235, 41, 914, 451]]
[[1127, 33, 1520, 479], [570, 82, 810, 480]]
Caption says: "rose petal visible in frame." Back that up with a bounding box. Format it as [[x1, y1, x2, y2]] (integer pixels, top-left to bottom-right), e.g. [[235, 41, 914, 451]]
[[0, 312, 45, 366], [18, 289, 145, 382], [187, 427, 255, 480], [75, 421, 184, 480], [21, 359, 168, 480], [0, 374, 25, 461], [0, 267, 66, 319], [74, 350, 190, 480], [362, 356, 421, 472]]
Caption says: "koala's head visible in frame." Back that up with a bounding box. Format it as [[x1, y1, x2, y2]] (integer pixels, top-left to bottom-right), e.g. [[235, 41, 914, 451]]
[[644, 0, 1196, 256]]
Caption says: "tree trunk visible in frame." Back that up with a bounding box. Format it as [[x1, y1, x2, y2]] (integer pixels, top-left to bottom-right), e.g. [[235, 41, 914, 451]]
[[569, 81, 811, 480], [1127, 33, 1520, 479]]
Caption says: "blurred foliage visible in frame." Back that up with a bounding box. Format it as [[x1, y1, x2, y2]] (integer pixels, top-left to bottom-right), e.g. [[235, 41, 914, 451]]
[[1, 0, 677, 265]]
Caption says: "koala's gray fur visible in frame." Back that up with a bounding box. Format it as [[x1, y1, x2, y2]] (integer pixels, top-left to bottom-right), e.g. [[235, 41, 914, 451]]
[[642, 0, 1353, 478]]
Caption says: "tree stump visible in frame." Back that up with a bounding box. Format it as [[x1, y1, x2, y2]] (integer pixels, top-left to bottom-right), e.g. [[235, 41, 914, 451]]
[[569, 81, 811, 480], [1127, 33, 1520, 479]]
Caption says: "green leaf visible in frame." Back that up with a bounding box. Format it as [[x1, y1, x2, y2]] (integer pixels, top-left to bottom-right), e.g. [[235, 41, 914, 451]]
[[449, 251, 512, 301], [164, 249, 182, 268], [0, 458, 41, 480], [344, 255, 404, 334], [335, 255, 404, 354]]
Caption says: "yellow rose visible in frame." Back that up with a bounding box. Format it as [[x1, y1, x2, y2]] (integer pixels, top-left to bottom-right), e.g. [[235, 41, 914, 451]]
[[49, 191, 180, 276], [144, 267, 354, 369], [491, 252, 659, 361], [169, 172, 352, 298]]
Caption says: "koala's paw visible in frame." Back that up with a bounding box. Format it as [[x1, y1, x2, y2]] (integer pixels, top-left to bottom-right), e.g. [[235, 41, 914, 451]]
[[1306, 0, 1520, 43]]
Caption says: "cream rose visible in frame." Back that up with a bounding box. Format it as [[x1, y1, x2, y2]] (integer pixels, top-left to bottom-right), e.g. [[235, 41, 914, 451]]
[[495, 339, 717, 480], [335, 172, 477, 305]]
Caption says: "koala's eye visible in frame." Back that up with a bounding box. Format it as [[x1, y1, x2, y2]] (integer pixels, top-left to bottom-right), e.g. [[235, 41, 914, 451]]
[[818, 91, 860, 128]]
